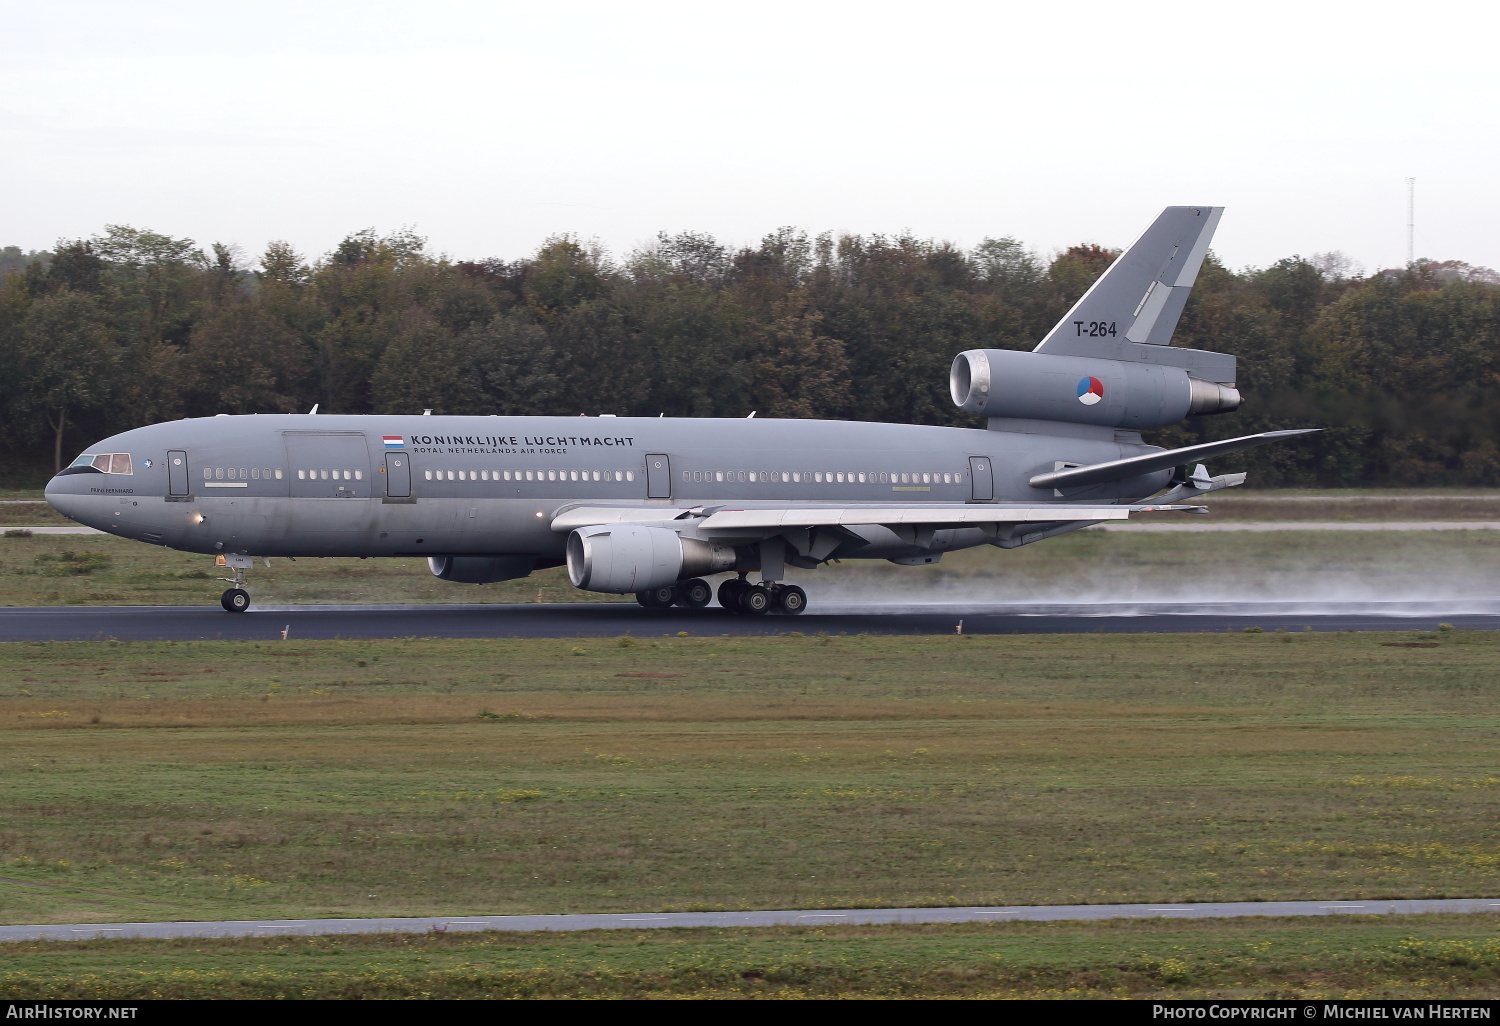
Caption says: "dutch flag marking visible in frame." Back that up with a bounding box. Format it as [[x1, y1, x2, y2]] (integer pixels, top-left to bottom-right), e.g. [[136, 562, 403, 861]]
[[383, 435, 405, 448]]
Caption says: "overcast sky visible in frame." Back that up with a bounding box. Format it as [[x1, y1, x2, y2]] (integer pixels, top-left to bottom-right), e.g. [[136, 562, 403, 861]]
[[1, 0, 1492, 273]]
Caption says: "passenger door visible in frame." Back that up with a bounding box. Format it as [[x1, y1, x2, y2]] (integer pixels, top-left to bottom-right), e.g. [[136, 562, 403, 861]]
[[384, 452, 411, 498], [167, 450, 189, 496], [968, 455, 994, 501], [645, 453, 671, 499]]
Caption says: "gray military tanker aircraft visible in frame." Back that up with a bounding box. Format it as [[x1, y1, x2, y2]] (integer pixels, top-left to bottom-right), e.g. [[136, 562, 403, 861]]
[[45, 206, 1314, 615]]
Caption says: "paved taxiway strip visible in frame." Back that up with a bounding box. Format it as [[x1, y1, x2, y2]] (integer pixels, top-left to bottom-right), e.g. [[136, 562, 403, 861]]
[[3, 602, 1499, 641], [1092, 521, 1500, 531], [12, 522, 1500, 537], [5, 898, 1497, 943]]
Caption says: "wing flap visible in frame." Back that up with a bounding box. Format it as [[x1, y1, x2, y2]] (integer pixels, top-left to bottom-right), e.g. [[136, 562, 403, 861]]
[[697, 506, 1134, 529]]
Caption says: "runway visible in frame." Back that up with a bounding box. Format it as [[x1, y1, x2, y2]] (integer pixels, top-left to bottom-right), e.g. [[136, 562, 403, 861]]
[[5, 897, 1497, 943], [2, 600, 1497, 641], [13, 521, 1500, 536]]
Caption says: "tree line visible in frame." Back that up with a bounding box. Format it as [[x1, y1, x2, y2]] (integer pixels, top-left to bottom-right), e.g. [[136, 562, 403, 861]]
[[2, 225, 1498, 486]]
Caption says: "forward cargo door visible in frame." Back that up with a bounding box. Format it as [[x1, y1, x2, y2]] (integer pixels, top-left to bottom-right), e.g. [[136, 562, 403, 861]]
[[282, 432, 373, 498]]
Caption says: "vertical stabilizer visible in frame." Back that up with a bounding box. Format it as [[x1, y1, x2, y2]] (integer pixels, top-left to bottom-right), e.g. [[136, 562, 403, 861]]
[[1035, 206, 1223, 356]]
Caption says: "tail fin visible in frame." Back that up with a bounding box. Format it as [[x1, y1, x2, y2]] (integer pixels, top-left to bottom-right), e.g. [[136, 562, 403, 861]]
[[1035, 206, 1223, 356]]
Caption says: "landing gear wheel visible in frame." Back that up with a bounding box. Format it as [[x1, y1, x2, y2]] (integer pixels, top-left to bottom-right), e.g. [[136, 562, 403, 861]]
[[774, 584, 807, 615], [739, 585, 771, 615], [220, 588, 250, 613], [635, 584, 678, 609], [717, 578, 747, 611], [676, 578, 713, 608]]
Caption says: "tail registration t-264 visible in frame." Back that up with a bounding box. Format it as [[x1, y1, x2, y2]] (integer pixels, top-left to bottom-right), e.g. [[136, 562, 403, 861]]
[[1074, 321, 1118, 337]]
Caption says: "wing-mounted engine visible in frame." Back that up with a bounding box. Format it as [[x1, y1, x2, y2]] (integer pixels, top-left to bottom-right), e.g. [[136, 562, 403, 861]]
[[566, 524, 738, 593], [428, 555, 537, 584]]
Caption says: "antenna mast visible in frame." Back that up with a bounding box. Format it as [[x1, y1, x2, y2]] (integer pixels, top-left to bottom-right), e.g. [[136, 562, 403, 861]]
[[1405, 177, 1416, 266]]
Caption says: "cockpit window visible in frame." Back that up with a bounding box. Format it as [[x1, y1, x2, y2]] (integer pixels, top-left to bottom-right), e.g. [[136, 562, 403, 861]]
[[71, 453, 134, 475]]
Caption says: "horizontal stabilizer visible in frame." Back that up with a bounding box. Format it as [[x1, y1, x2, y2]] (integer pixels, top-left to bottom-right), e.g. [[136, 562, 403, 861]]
[[1027, 429, 1320, 491]]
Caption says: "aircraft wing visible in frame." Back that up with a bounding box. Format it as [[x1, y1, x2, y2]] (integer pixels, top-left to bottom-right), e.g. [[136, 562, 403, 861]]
[[1028, 429, 1320, 491], [551, 502, 1203, 536]]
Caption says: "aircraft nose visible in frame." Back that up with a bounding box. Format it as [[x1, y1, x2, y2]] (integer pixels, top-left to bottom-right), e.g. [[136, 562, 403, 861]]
[[44, 473, 87, 521]]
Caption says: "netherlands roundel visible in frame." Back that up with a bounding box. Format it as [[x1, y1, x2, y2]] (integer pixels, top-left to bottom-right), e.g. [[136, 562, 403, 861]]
[[1077, 375, 1105, 406]]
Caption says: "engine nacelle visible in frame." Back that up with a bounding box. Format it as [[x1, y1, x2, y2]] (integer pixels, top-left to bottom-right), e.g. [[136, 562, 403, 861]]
[[950, 348, 1239, 429], [428, 555, 536, 584], [566, 524, 737, 594]]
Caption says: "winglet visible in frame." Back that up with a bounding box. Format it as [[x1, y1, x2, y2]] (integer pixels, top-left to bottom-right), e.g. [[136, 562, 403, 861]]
[[1035, 206, 1224, 355]]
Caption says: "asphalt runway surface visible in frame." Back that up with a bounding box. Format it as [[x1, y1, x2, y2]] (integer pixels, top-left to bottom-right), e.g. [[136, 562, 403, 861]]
[[1, 600, 1498, 641], [15, 521, 1500, 536], [5, 898, 1498, 943]]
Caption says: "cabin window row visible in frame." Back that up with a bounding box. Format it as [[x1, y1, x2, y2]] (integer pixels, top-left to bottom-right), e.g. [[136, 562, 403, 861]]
[[205, 467, 285, 480], [295, 469, 361, 481], [682, 470, 964, 485], [422, 469, 637, 482]]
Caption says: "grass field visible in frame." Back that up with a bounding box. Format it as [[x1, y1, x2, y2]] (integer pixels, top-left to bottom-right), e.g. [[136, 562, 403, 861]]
[[6, 916, 1500, 999], [4, 490, 1500, 999], [2, 631, 1498, 932]]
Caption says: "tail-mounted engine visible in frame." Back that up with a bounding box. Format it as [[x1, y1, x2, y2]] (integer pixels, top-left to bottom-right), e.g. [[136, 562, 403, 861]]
[[950, 348, 1240, 430]]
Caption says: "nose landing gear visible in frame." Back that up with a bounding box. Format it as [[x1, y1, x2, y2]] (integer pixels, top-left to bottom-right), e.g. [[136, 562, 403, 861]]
[[215, 553, 255, 613]]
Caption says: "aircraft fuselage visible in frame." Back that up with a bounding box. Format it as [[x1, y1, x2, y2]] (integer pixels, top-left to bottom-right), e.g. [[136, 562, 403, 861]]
[[45, 413, 1168, 563]]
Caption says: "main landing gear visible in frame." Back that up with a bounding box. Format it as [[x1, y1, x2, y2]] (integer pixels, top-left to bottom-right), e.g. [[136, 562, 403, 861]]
[[634, 575, 807, 614], [718, 575, 807, 615], [635, 578, 713, 610], [216, 553, 255, 613]]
